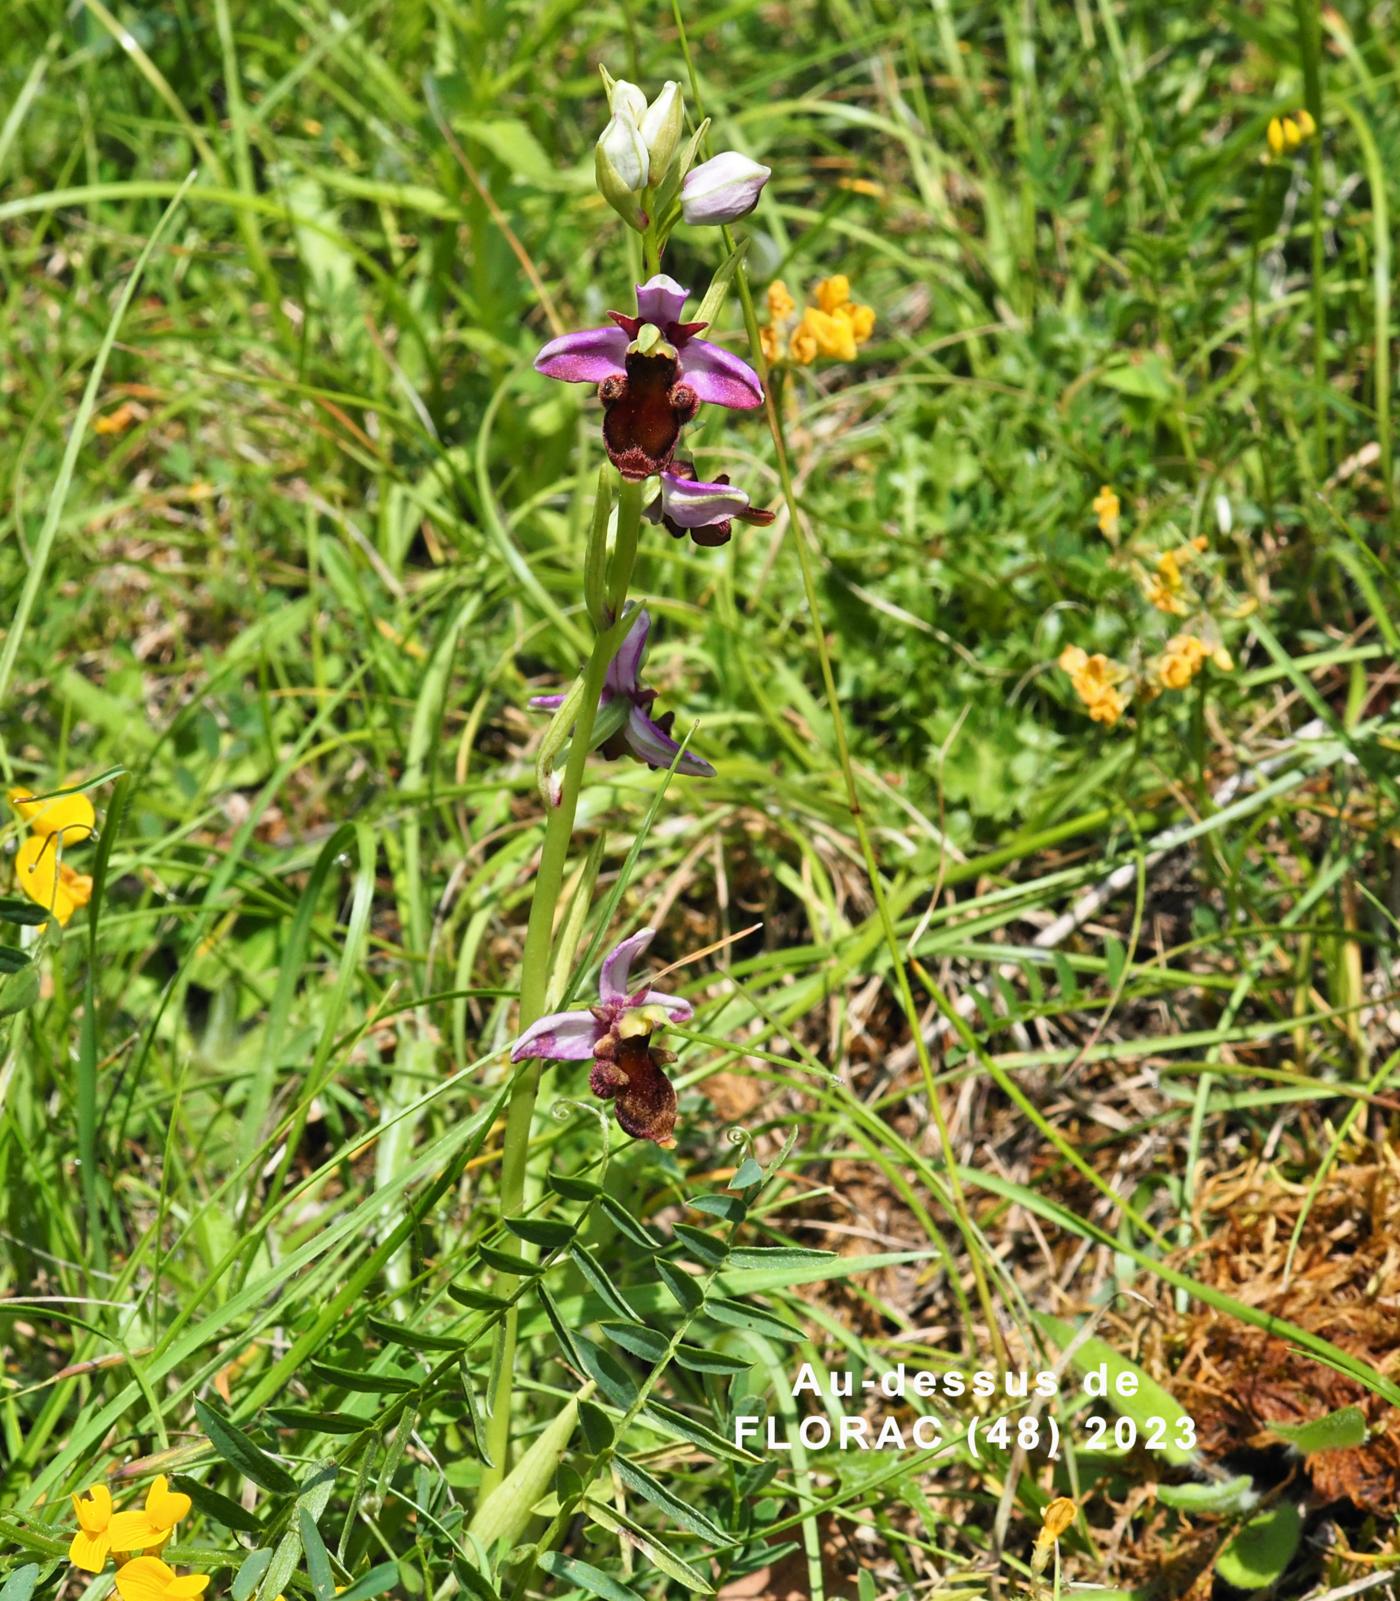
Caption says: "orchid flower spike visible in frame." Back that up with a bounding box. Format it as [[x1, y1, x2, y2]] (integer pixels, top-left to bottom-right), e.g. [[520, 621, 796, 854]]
[[511, 926, 692, 1143], [535, 275, 763, 479], [647, 461, 777, 548], [530, 608, 715, 778]]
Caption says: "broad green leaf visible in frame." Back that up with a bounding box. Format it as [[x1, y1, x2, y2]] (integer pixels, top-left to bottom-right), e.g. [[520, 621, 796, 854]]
[[267, 1407, 365, 1435], [599, 1195, 663, 1250], [1215, 1504, 1301, 1590], [183, 1478, 263, 1533], [570, 1245, 638, 1321], [575, 1334, 641, 1408], [1265, 1405, 1367, 1455], [726, 1246, 835, 1271], [0, 1566, 40, 1601], [1036, 1315, 1196, 1467]]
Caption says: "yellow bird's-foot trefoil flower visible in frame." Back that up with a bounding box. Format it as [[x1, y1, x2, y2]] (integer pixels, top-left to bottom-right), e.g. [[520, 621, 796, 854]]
[[107, 1474, 191, 1554], [760, 273, 874, 369], [114, 1558, 209, 1601], [15, 834, 93, 926], [1091, 485, 1120, 540], [1058, 645, 1129, 726], [8, 785, 95, 842], [69, 1484, 114, 1572]]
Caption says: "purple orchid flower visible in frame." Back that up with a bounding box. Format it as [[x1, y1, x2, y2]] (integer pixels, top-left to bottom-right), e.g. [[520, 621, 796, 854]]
[[534, 275, 764, 480], [530, 607, 716, 778], [646, 460, 777, 549], [510, 926, 690, 1143]]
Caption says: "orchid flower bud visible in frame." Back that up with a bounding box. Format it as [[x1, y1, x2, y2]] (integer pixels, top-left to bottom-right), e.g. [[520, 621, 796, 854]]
[[603, 72, 649, 127], [595, 112, 650, 226], [680, 151, 771, 225], [640, 81, 684, 181]]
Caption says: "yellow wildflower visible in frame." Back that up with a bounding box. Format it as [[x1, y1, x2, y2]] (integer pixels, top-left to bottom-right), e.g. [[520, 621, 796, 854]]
[[1091, 485, 1120, 539], [1059, 646, 1129, 725], [1282, 115, 1302, 149], [1212, 645, 1235, 671], [69, 1484, 114, 1572], [814, 274, 850, 314], [8, 784, 95, 842], [15, 834, 93, 926], [760, 324, 783, 365], [800, 306, 857, 362], [108, 1474, 191, 1554], [766, 279, 795, 322], [113, 1558, 209, 1601], [1297, 107, 1316, 139], [834, 300, 876, 345], [789, 323, 819, 365], [1267, 116, 1285, 157], [1033, 1495, 1078, 1572], [1157, 634, 1210, 690]]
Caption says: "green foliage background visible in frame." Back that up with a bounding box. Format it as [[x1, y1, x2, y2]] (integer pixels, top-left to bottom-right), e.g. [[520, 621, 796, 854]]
[[1, 0, 1398, 1597]]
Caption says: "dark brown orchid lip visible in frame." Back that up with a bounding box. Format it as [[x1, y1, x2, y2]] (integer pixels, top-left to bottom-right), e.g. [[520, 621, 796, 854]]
[[590, 1033, 678, 1145], [600, 350, 699, 481]]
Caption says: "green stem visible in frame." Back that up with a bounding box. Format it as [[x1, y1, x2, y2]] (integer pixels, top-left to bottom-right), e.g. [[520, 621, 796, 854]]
[[478, 474, 645, 1497], [1293, 0, 1327, 468]]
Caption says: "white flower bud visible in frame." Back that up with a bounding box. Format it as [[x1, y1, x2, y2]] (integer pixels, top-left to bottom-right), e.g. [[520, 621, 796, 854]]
[[640, 81, 684, 181], [680, 151, 771, 225], [607, 76, 649, 127], [595, 112, 650, 226]]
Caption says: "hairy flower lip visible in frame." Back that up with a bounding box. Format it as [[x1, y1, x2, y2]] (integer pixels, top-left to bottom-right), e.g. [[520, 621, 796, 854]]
[[509, 926, 693, 1081], [535, 275, 763, 412], [589, 1034, 678, 1145]]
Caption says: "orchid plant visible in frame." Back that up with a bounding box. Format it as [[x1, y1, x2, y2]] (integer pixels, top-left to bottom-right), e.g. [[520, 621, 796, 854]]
[[480, 69, 774, 1504]]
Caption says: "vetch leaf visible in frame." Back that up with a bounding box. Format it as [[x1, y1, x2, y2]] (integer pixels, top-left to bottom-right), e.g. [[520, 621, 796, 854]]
[[672, 1223, 728, 1268], [614, 1453, 727, 1542], [536, 1553, 643, 1601], [308, 1361, 417, 1395], [575, 1334, 641, 1409], [298, 1507, 334, 1601], [725, 1246, 834, 1271], [570, 1244, 638, 1321], [367, 1315, 467, 1351], [674, 1342, 752, 1377], [504, 1216, 573, 1251], [599, 1194, 663, 1250], [195, 1398, 298, 1495], [232, 1550, 273, 1601], [334, 1564, 401, 1601], [182, 1477, 263, 1533], [704, 1297, 803, 1343], [600, 1320, 669, 1363]]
